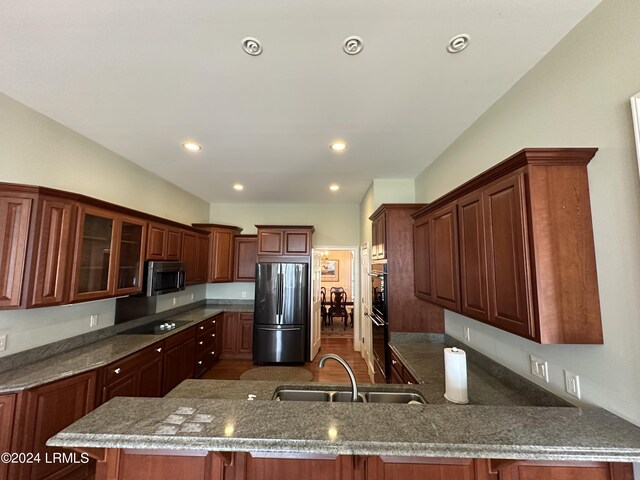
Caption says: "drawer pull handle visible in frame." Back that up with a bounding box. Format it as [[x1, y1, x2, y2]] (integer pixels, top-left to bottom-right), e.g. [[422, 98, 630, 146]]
[[199, 341, 204, 345], [211, 334, 216, 337], [407, 381, 413, 385], [198, 361, 203, 365], [211, 351, 215, 355], [156, 348, 162, 353], [200, 326, 204, 330], [114, 368, 121, 374], [212, 320, 216, 324]]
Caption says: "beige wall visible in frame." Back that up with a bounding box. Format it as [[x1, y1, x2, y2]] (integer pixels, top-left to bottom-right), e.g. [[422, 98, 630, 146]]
[[210, 202, 360, 247], [415, 0, 640, 426], [0, 93, 210, 225], [0, 93, 210, 357]]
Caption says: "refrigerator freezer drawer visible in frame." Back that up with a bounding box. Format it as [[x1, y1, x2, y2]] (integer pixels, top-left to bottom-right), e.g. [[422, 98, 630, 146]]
[[253, 326, 305, 363]]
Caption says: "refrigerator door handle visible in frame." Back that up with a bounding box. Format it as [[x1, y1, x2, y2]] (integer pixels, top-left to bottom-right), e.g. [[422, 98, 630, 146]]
[[257, 326, 301, 331], [278, 272, 284, 324]]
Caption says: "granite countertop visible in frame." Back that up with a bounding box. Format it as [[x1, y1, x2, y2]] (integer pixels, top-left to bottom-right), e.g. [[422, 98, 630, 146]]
[[47, 381, 640, 462], [0, 304, 251, 393]]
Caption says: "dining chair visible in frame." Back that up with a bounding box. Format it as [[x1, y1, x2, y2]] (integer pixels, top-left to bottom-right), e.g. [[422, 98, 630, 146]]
[[320, 287, 328, 325], [329, 291, 349, 330]]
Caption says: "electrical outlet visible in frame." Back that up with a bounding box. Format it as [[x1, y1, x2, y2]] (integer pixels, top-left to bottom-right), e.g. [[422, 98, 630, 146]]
[[242, 291, 247, 298], [0, 334, 6, 352], [90, 314, 99, 328], [530, 355, 549, 382], [190, 293, 194, 301], [463, 326, 471, 342], [565, 370, 581, 399], [172, 297, 177, 306]]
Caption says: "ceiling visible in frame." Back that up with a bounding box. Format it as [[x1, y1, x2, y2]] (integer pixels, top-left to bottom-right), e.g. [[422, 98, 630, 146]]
[[0, 1, 601, 204]]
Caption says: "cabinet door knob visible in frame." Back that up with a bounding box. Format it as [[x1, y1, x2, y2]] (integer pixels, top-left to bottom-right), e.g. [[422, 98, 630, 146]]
[[198, 361, 203, 365], [212, 320, 216, 324], [114, 368, 121, 374], [200, 326, 204, 330], [391, 359, 397, 365], [156, 348, 162, 353], [211, 351, 215, 355], [199, 341, 204, 345], [211, 333, 215, 337], [407, 381, 413, 385]]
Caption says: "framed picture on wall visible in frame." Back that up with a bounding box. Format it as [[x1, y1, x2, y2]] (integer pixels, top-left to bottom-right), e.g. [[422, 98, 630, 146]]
[[321, 259, 339, 281], [631, 92, 640, 177]]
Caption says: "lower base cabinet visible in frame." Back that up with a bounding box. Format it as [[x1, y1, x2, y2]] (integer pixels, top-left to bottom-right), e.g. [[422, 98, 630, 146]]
[[0, 395, 16, 480], [89, 451, 635, 480], [220, 312, 254, 360], [9, 372, 96, 480]]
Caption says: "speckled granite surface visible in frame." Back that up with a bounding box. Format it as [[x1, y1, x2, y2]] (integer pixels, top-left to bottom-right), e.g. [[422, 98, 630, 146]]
[[47, 394, 640, 461], [389, 336, 570, 407], [0, 304, 252, 393]]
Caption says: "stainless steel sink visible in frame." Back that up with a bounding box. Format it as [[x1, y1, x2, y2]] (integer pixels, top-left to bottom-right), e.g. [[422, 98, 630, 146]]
[[272, 388, 427, 404]]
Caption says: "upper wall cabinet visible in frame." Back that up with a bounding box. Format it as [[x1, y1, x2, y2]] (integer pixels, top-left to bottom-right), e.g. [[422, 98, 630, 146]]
[[181, 230, 210, 285], [71, 206, 147, 302], [192, 224, 243, 283], [256, 226, 314, 258], [0, 187, 78, 309], [234, 235, 258, 282], [146, 222, 182, 261], [412, 148, 603, 344], [370, 205, 443, 333], [371, 213, 386, 260]]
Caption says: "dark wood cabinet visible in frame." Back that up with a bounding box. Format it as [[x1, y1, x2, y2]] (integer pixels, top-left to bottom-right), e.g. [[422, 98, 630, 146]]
[[458, 191, 489, 322], [162, 326, 196, 395], [494, 460, 633, 480], [412, 148, 603, 344], [26, 196, 76, 308], [192, 224, 243, 283], [0, 194, 33, 308], [431, 203, 460, 311], [389, 349, 419, 385], [195, 233, 210, 284], [183, 230, 211, 285], [146, 223, 182, 261], [371, 205, 443, 333], [220, 312, 254, 359], [71, 207, 146, 303], [483, 174, 533, 338], [0, 394, 16, 480], [256, 226, 314, 258], [413, 214, 433, 301], [195, 314, 221, 377], [371, 213, 386, 260], [10, 372, 96, 480], [366, 456, 479, 480], [100, 344, 164, 404], [234, 235, 258, 281]]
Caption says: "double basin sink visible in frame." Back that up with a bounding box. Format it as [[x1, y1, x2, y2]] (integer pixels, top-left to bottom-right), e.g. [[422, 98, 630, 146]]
[[273, 387, 427, 404]]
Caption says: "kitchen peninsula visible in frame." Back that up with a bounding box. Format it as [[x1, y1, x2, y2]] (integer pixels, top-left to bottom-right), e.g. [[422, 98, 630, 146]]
[[37, 326, 640, 480]]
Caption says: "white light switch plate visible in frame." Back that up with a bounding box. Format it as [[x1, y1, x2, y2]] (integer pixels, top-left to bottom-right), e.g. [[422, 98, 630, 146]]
[[565, 370, 581, 399], [530, 355, 549, 382]]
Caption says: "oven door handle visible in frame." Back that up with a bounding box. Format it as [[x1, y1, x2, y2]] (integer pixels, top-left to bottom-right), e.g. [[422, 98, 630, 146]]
[[370, 315, 385, 327]]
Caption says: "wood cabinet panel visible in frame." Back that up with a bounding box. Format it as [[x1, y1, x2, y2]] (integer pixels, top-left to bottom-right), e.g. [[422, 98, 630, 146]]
[[367, 456, 476, 480], [166, 228, 182, 261], [147, 224, 166, 260], [182, 231, 198, 285], [496, 460, 633, 480], [483, 174, 533, 338], [234, 235, 258, 281], [0, 195, 33, 308], [11, 371, 96, 480], [221, 312, 239, 357], [413, 215, 432, 301], [283, 230, 311, 256], [238, 313, 254, 354], [458, 192, 489, 321], [116, 451, 222, 480], [114, 216, 146, 296], [195, 234, 209, 284], [211, 228, 235, 282], [431, 203, 460, 311], [372, 214, 386, 260], [257, 231, 283, 255], [137, 348, 164, 398], [162, 327, 195, 395], [27, 197, 76, 307], [221, 312, 253, 359], [0, 395, 16, 480], [246, 453, 353, 480]]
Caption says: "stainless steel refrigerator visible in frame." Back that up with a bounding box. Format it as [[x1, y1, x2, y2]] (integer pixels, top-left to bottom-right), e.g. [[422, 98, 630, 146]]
[[253, 262, 308, 363]]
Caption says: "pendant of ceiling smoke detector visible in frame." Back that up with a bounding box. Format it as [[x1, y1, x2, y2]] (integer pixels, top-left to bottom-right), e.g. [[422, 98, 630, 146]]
[[447, 34, 470, 53], [241, 37, 263, 56], [343, 36, 363, 55]]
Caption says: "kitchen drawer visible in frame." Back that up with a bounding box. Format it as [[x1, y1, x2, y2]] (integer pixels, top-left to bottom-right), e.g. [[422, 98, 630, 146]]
[[389, 349, 403, 379], [195, 315, 220, 336], [403, 367, 419, 385], [164, 325, 196, 350], [103, 343, 163, 385], [195, 349, 217, 374], [195, 335, 215, 356]]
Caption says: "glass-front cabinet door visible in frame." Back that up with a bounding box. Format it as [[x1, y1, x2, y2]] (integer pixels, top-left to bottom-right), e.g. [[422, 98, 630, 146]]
[[115, 217, 146, 295], [71, 207, 118, 301]]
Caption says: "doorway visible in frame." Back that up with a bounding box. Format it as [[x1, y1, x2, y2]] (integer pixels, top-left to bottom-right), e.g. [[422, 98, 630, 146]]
[[310, 247, 359, 361]]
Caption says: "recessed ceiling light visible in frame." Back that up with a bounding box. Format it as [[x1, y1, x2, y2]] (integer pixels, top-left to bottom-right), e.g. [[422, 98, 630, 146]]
[[447, 34, 470, 54], [242, 37, 263, 56], [330, 142, 347, 152], [343, 36, 363, 55], [182, 142, 202, 152], [329, 184, 340, 191], [233, 184, 244, 191]]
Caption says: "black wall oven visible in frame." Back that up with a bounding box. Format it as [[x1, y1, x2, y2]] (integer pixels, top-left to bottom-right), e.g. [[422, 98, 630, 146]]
[[370, 262, 388, 380]]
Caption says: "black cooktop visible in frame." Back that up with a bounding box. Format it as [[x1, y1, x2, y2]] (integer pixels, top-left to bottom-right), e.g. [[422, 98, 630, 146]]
[[119, 320, 191, 335]]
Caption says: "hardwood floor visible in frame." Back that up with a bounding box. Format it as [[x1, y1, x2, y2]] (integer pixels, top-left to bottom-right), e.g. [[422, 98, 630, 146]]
[[200, 337, 372, 383]]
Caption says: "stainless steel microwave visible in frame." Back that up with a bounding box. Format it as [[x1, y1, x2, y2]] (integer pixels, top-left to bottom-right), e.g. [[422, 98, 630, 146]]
[[143, 261, 185, 296]]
